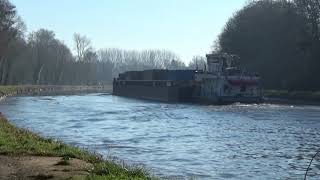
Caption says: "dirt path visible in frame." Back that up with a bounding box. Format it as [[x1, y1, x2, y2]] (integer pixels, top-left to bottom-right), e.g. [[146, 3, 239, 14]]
[[0, 156, 93, 180]]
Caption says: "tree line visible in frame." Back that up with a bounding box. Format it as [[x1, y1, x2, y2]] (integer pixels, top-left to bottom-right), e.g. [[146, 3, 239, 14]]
[[4, 0, 315, 91], [1, 0, 208, 85], [216, 0, 320, 91]]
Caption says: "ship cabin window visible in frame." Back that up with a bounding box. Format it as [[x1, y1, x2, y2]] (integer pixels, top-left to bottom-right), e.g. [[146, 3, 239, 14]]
[[225, 67, 241, 76]]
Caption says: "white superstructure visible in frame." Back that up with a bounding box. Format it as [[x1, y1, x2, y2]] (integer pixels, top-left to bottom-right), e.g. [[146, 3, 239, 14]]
[[194, 53, 262, 103]]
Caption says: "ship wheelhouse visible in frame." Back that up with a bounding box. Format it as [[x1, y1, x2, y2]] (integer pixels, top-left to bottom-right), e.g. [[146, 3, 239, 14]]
[[194, 53, 262, 103]]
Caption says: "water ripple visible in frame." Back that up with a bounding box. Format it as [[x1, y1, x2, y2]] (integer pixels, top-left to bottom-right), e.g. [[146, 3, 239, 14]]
[[1, 95, 320, 179]]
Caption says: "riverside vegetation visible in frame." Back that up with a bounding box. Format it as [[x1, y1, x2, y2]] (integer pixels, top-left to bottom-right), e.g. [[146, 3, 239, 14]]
[[2, 0, 320, 93], [264, 90, 320, 101], [0, 87, 154, 180], [216, 0, 320, 91], [0, 85, 112, 97], [0, 116, 153, 179]]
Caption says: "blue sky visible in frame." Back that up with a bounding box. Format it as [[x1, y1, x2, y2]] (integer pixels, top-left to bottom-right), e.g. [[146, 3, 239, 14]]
[[11, 0, 247, 63]]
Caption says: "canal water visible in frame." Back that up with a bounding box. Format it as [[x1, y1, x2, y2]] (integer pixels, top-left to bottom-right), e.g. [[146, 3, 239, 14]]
[[1, 94, 320, 179]]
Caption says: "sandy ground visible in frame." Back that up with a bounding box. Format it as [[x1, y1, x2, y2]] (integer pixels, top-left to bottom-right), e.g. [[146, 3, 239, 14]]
[[0, 156, 93, 180]]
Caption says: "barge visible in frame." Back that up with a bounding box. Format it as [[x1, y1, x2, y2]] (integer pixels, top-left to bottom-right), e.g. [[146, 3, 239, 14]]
[[113, 53, 262, 104]]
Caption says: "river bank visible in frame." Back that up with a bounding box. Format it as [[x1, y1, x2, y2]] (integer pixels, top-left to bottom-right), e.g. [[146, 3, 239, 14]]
[[0, 85, 112, 99], [0, 86, 153, 180], [263, 90, 320, 105], [0, 115, 152, 180]]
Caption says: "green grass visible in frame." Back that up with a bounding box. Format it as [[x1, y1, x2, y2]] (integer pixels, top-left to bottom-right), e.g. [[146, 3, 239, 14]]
[[0, 85, 18, 95], [0, 85, 113, 97], [264, 90, 320, 101], [0, 85, 152, 179], [0, 117, 154, 180]]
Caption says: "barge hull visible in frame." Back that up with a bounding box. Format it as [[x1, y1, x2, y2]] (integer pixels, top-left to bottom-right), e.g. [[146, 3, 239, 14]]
[[113, 84, 193, 102], [113, 83, 262, 104]]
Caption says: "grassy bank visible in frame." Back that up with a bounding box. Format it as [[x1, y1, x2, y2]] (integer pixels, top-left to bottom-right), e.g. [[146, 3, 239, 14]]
[[263, 90, 320, 102], [0, 116, 152, 179], [0, 85, 153, 179], [0, 85, 18, 95], [0, 85, 112, 97]]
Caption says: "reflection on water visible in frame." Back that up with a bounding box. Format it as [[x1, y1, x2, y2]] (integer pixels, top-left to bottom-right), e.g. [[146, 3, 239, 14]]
[[1, 94, 320, 179]]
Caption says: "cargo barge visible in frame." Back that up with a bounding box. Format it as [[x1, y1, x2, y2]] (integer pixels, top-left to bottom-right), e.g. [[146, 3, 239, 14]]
[[113, 53, 263, 104]]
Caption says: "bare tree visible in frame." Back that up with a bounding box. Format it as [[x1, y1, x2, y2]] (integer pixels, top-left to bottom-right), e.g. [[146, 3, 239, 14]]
[[188, 56, 206, 70], [0, 0, 20, 85], [0, 0, 18, 54], [295, 0, 320, 40], [73, 33, 91, 61]]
